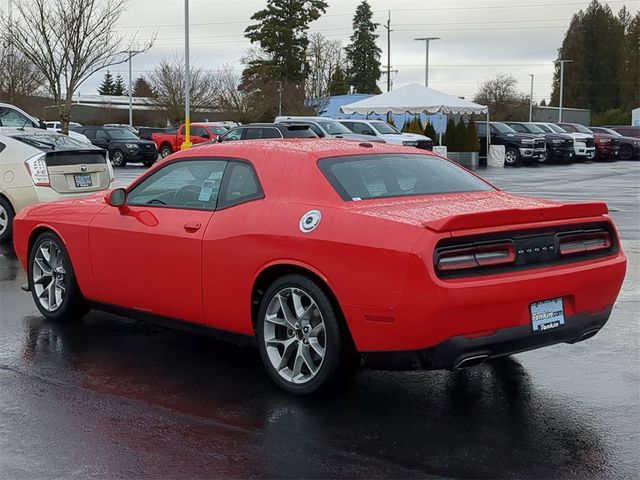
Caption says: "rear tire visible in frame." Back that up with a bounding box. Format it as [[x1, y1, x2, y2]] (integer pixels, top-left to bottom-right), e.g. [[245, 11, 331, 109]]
[[619, 145, 633, 161], [504, 147, 521, 167], [28, 232, 87, 321], [160, 145, 173, 158], [0, 196, 14, 243], [111, 150, 127, 168], [256, 274, 354, 396]]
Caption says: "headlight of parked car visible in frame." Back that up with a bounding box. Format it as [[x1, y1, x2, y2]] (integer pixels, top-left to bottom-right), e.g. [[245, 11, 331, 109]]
[[125, 143, 139, 149], [402, 141, 418, 146], [551, 139, 565, 145], [520, 138, 534, 145], [599, 138, 611, 144]]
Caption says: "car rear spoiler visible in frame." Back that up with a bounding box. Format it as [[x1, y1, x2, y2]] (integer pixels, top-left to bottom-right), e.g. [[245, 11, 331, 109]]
[[422, 202, 609, 232]]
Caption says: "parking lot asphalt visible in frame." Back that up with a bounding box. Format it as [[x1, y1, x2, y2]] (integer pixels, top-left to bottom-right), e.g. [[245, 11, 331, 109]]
[[1, 161, 638, 479]]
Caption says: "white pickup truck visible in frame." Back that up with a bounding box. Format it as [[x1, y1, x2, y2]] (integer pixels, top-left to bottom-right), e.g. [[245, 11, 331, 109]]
[[337, 119, 433, 150]]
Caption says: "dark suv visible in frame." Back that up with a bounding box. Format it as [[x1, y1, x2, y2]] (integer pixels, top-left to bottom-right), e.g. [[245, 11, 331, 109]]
[[589, 127, 639, 161], [475, 121, 546, 166], [216, 123, 318, 142], [504, 122, 574, 162], [74, 126, 158, 167]]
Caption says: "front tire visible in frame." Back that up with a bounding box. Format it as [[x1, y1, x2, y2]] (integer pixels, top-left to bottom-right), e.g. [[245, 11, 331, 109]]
[[504, 147, 521, 166], [28, 232, 86, 321], [111, 150, 127, 168], [257, 274, 352, 395], [619, 145, 633, 161], [0, 196, 14, 243]]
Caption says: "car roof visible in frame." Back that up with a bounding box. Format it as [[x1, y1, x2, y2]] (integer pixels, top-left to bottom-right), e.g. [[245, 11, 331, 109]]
[[170, 138, 420, 162]]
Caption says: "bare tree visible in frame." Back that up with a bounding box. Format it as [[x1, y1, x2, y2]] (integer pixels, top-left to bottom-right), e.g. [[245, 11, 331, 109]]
[[0, 45, 44, 103], [306, 33, 345, 100], [212, 64, 259, 123], [0, 0, 153, 133], [474, 73, 529, 120], [148, 55, 219, 126]]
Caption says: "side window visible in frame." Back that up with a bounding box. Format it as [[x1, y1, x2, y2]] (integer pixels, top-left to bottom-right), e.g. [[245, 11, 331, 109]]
[[353, 123, 375, 136], [475, 123, 487, 136], [218, 162, 263, 209], [127, 160, 227, 210], [341, 122, 353, 130], [192, 127, 209, 138], [221, 128, 243, 141], [0, 106, 35, 127], [243, 128, 261, 140], [83, 128, 96, 139], [308, 124, 325, 137], [179, 125, 185, 135], [261, 128, 282, 139], [95, 129, 109, 140]]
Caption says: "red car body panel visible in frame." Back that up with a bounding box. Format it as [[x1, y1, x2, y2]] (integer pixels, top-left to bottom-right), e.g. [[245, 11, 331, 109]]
[[12, 140, 627, 358], [592, 133, 621, 159], [151, 123, 225, 153]]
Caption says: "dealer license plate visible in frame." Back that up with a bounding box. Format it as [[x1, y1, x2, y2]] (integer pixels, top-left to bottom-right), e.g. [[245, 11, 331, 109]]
[[530, 298, 565, 332], [74, 174, 92, 188]]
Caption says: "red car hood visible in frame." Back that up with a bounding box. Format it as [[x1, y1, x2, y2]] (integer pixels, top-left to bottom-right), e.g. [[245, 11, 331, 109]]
[[346, 191, 608, 232]]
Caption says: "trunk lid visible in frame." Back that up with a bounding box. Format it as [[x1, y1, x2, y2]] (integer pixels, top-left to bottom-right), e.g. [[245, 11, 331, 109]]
[[347, 191, 608, 232], [45, 149, 110, 194]]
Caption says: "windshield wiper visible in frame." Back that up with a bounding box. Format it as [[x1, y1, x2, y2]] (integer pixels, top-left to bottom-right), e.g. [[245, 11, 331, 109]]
[[147, 199, 167, 205]]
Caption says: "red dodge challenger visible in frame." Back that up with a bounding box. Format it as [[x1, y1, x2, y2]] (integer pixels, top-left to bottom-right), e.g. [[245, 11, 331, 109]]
[[13, 139, 627, 395]]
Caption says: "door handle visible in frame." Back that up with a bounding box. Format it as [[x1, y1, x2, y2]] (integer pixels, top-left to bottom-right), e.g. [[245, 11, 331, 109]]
[[184, 222, 201, 232]]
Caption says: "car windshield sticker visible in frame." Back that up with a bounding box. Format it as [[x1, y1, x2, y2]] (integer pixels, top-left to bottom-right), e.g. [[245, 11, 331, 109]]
[[198, 180, 216, 201], [299, 210, 321, 233]]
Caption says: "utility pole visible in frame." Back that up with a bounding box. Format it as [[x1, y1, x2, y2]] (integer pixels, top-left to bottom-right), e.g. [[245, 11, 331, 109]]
[[128, 51, 133, 127], [414, 37, 440, 87], [181, 0, 191, 150], [528, 74, 534, 122], [555, 59, 573, 123], [383, 11, 392, 92]]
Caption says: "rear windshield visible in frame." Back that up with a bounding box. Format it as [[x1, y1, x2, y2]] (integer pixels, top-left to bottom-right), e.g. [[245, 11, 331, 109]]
[[319, 154, 493, 201], [13, 133, 91, 151]]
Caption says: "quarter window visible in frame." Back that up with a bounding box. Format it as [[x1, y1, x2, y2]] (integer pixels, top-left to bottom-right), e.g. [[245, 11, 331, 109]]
[[127, 160, 227, 210], [221, 128, 243, 141], [218, 162, 263, 209]]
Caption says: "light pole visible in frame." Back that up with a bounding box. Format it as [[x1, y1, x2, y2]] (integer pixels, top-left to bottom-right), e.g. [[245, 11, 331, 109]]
[[414, 37, 440, 87], [528, 74, 534, 122], [181, 0, 191, 150], [555, 59, 573, 123]]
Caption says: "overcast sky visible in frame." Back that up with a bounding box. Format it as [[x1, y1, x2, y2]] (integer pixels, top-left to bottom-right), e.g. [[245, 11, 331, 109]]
[[16, 0, 640, 102]]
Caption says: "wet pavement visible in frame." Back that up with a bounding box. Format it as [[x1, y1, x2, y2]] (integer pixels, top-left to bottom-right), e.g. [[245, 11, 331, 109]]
[[1, 161, 638, 479]]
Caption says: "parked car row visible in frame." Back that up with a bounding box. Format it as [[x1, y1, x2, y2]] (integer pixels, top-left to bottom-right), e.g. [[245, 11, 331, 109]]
[[476, 121, 639, 166]]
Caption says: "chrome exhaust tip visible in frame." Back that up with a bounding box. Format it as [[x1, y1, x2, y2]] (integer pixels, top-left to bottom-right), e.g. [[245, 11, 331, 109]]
[[454, 354, 490, 369]]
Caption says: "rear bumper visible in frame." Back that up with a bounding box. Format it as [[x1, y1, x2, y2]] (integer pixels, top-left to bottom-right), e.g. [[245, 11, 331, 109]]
[[361, 306, 612, 370]]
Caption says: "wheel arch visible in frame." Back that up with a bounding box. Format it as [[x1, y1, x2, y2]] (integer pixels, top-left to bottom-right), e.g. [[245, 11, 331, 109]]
[[250, 262, 355, 346], [27, 224, 68, 260]]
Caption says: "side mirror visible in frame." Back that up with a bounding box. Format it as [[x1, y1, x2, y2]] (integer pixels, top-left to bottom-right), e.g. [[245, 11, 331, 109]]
[[105, 188, 127, 207], [201, 132, 210, 139]]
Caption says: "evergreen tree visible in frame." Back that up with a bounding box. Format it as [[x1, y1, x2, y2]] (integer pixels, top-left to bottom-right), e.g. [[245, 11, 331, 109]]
[[619, 10, 640, 112], [112, 74, 126, 96], [345, 1, 381, 93], [465, 117, 481, 152], [132, 76, 155, 97], [243, 0, 328, 84], [98, 71, 115, 95], [550, 1, 626, 112], [455, 119, 467, 152], [423, 121, 437, 143], [443, 117, 457, 150], [327, 65, 349, 95]]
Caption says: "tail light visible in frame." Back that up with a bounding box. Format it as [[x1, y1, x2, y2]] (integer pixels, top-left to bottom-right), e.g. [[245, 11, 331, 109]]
[[437, 242, 515, 272], [559, 231, 611, 255], [24, 153, 50, 186]]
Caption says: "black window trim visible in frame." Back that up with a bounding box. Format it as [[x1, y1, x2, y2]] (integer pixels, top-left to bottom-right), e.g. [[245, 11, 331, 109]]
[[125, 156, 264, 212], [317, 152, 495, 202]]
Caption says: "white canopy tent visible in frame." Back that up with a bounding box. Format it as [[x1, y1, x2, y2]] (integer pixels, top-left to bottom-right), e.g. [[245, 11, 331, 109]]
[[340, 83, 489, 150]]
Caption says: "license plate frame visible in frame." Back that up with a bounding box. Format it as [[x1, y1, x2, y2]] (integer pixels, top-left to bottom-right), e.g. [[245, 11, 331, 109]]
[[74, 173, 92, 188], [530, 297, 565, 333]]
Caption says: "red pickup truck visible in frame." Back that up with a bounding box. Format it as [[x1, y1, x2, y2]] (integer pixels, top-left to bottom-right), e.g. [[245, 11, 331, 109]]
[[152, 123, 229, 158]]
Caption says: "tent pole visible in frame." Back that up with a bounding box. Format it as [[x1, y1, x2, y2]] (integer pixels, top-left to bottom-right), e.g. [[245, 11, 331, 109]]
[[486, 111, 490, 160]]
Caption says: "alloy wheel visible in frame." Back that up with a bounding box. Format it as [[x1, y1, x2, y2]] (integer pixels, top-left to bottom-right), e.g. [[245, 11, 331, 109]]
[[32, 240, 66, 312], [112, 151, 125, 167], [263, 287, 326, 385], [161, 146, 172, 158], [0, 205, 7, 235], [505, 149, 518, 165]]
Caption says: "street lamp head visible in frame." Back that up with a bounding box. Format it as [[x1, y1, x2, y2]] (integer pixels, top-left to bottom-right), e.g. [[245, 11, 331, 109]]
[[414, 37, 441, 42], [554, 59, 574, 64]]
